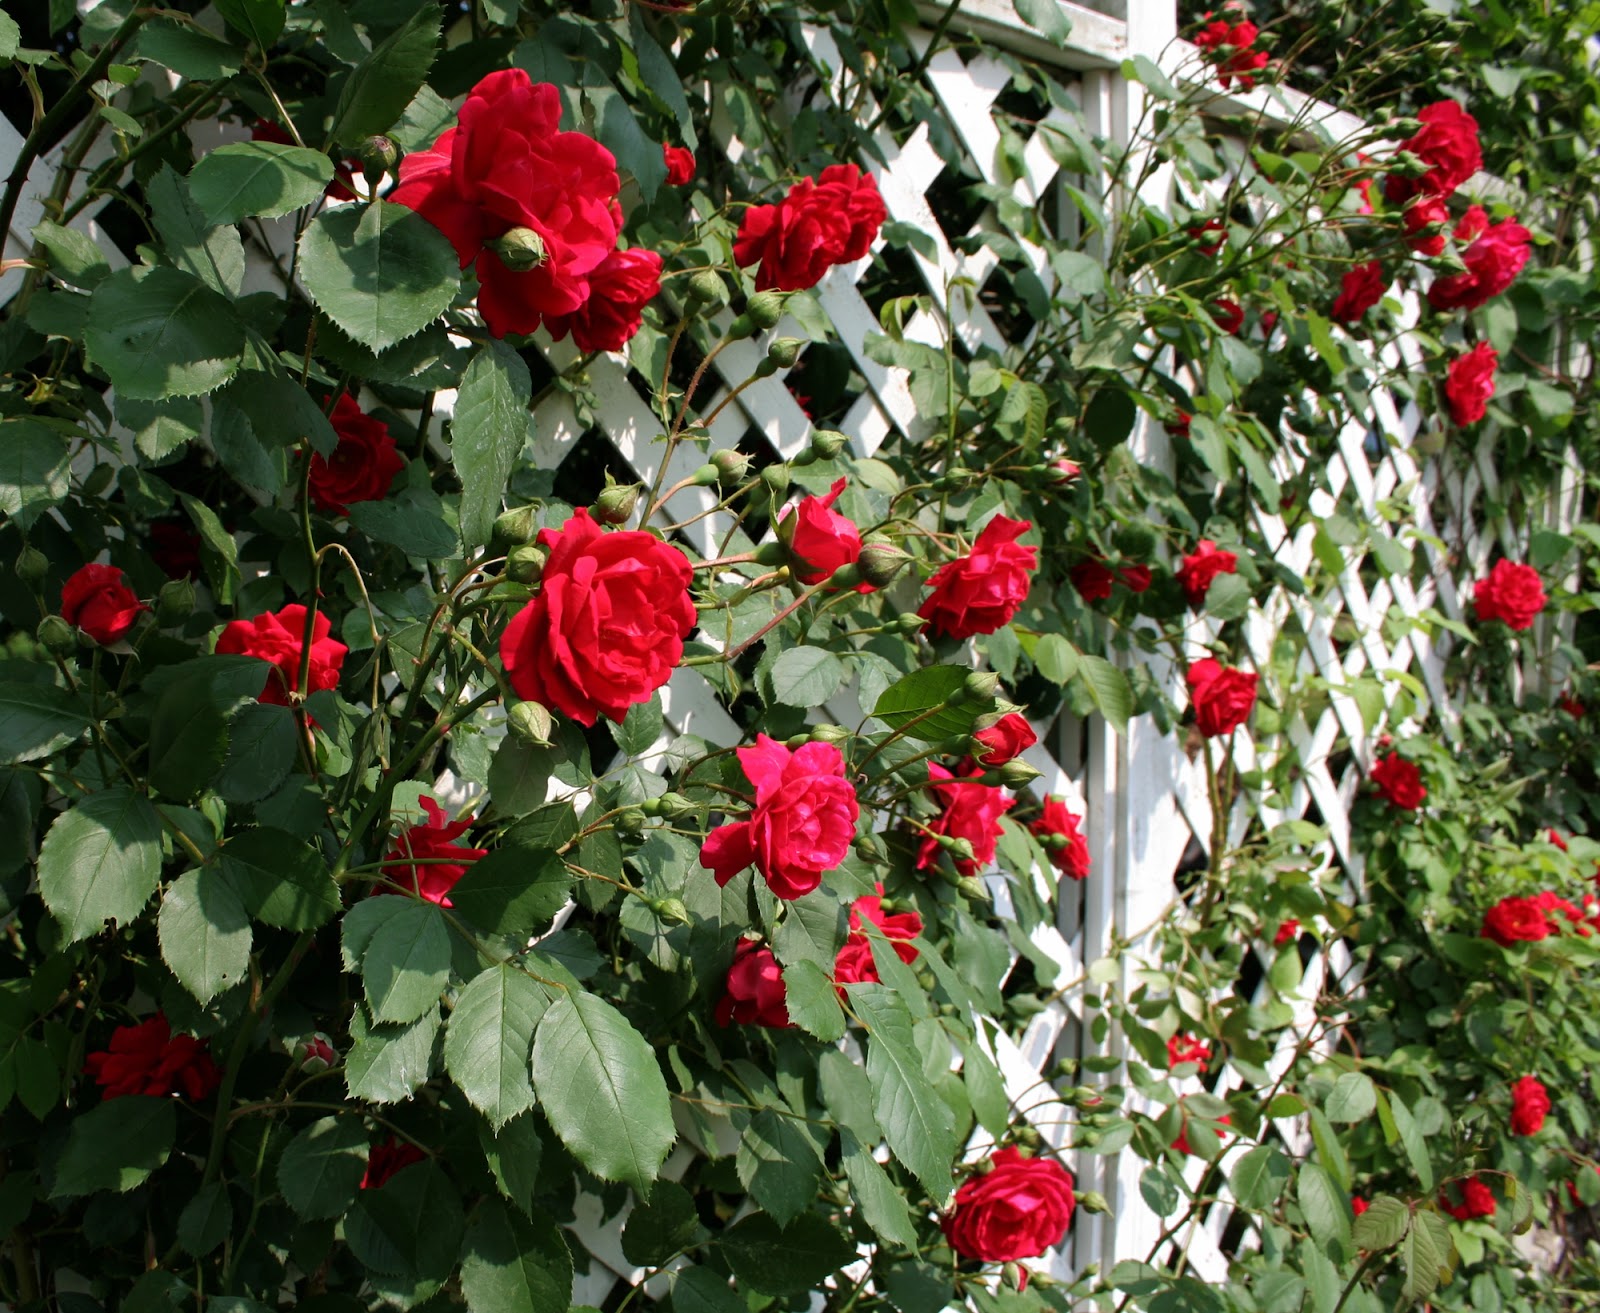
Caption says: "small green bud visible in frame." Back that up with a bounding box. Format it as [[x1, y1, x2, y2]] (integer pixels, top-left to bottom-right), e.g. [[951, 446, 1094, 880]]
[[767, 337, 803, 368], [507, 700, 553, 746], [943, 836, 976, 863], [14, 546, 47, 591], [897, 611, 929, 634], [853, 833, 886, 862], [1076, 1129, 1101, 1147], [654, 791, 694, 819], [808, 429, 849, 460], [493, 505, 539, 547], [614, 808, 646, 838], [36, 615, 74, 653], [726, 313, 757, 341], [753, 357, 780, 379], [998, 758, 1042, 788], [594, 478, 641, 525], [710, 448, 751, 483], [761, 464, 791, 497], [1077, 1190, 1110, 1214], [857, 540, 910, 588], [746, 291, 784, 330], [507, 544, 547, 585], [650, 896, 691, 925], [826, 562, 862, 589], [809, 723, 850, 745], [956, 876, 989, 901], [488, 226, 548, 273], [360, 134, 398, 186], [155, 578, 195, 626], [686, 270, 727, 310], [1013, 1125, 1042, 1149], [964, 671, 1002, 703]]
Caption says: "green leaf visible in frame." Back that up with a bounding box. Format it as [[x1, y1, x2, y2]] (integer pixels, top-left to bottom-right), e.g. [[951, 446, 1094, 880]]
[[215, 704, 296, 804], [331, 4, 441, 147], [147, 165, 245, 297], [772, 891, 846, 968], [719, 1212, 855, 1297], [84, 266, 244, 400], [819, 1047, 880, 1144], [1013, 0, 1073, 45], [0, 680, 90, 764], [347, 467, 458, 558], [32, 220, 110, 289], [529, 991, 675, 1195], [223, 369, 340, 457], [50, 1097, 174, 1198], [218, 829, 339, 930], [158, 868, 251, 1004], [445, 965, 554, 1129], [622, 1180, 703, 1266], [1033, 633, 1075, 684], [737, 1107, 825, 1226], [38, 787, 163, 942], [1298, 1162, 1350, 1252], [1388, 1094, 1435, 1191], [1352, 1194, 1410, 1251], [213, 0, 285, 47], [1230, 1144, 1291, 1209], [1076, 652, 1132, 731], [360, 898, 450, 1024], [487, 738, 553, 817], [1127, 53, 1177, 99], [452, 341, 532, 550], [119, 396, 203, 461], [480, 1112, 545, 1215], [1402, 1209, 1452, 1302], [769, 648, 846, 707], [846, 983, 957, 1199], [137, 20, 245, 80], [345, 1160, 462, 1282], [1083, 386, 1136, 447], [1325, 1071, 1378, 1124], [148, 680, 230, 802], [0, 11, 18, 62], [175, 1181, 232, 1257], [673, 1267, 744, 1313], [1204, 571, 1251, 621], [188, 142, 333, 225], [299, 201, 460, 352], [449, 843, 572, 939], [873, 666, 985, 741], [781, 959, 846, 1042], [841, 1130, 917, 1247], [461, 1200, 573, 1313], [180, 493, 241, 605], [277, 1115, 370, 1220], [0, 420, 71, 532], [626, 5, 696, 148], [345, 1005, 440, 1104]]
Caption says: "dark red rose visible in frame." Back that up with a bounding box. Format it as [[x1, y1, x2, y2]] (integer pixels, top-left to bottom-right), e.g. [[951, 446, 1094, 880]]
[[1352, 1196, 1370, 1217], [1370, 752, 1426, 810], [499, 509, 695, 726], [1445, 342, 1497, 425], [942, 1148, 1075, 1263], [1166, 1034, 1211, 1068], [1165, 410, 1192, 439], [251, 119, 358, 200], [1403, 195, 1449, 256], [1440, 1176, 1495, 1221], [306, 393, 405, 517], [60, 563, 147, 645], [1274, 919, 1300, 947], [780, 477, 864, 585], [715, 939, 792, 1028], [544, 246, 662, 353], [833, 889, 922, 987], [1070, 559, 1114, 603], [1177, 540, 1238, 606], [1331, 261, 1387, 324], [382, 797, 487, 906], [972, 713, 1037, 766], [1549, 830, 1569, 852], [917, 516, 1036, 639], [1118, 564, 1153, 593], [1481, 895, 1554, 946], [150, 522, 203, 580], [1428, 219, 1531, 312], [1384, 100, 1481, 204], [1557, 692, 1584, 719], [733, 164, 886, 292], [1454, 204, 1488, 243], [1195, 16, 1269, 90], [917, 762, 1012, 877], [215, 603, 348, 707], [83, 1014, 221, 1101], [389, 70, 623, 338], [1510, 1075, 1550, 1137], [700, 735, 859, 900], [662, 144, 695, 186], [1211, 298, 1245, 335], [1188, 218, 1225, 255], [360, 1137, 427, 1190], [1186, 658, 1257, 737], [1473, 560, 1545, 631], [1029, 796, 1089, 880]]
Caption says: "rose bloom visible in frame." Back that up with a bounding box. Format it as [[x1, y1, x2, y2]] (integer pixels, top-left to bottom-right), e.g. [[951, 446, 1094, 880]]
[[499, 509, 695, 726], [1403, 195, 1450, 256], [780, 477, 865, 586], [734, 163, 886, 292], [1440, 1176, 1496, 1221], [917, 761, 1013, 877], [1455, 204, 1488, 243], [942, 1147, 1075, 1263], [543, 246, 662, 353], [1510, 1075, 1551, 1137], [1178, 540, 1238, 607], [1549, 830, 1569, 852], [1352, 1196, 1370, 1217], [1427, 219, 1532, 312], [389, 70, 622, 338], [1188, 217, 1225, 255], [306, 393, 404, 516], [1473, 560, 1546, 631], [1274, 919, 1300, 947], [1172, 1109, 1232, 1156], [1195, 16, 1269, 90], [83, 1014, 221, 1101], [715, 939, 792, 1028], [60, 563, 147, 645], [1331, 261, 1387, 324], [833, 889, 922, 987], [972, 713, 1037, 766], [700, 735, 859, 900], [1481, 894, 1554, 946], [1445, 342, 1498, 426], [1186, 658, 1258, 737], [382, 797, 487, 906], [917, 516, 1037, 639], [1211, 298, 1245, 335], [1029, 797, 1089, 881], [1167, 1033, 1212, 1068], [1384, 100, 1482, 204], [1558, 692, 1584, 719], [1069, 558, 1114, 603], [1370, 752, 1426, 810], [1118, 564, 1153, 594], [1534, 889, 1593, 937], [662, 143, 694, 186], [361, 1137, 427, 1190], [1165, 410, 1192, 439], [216, 603, 349, 707]]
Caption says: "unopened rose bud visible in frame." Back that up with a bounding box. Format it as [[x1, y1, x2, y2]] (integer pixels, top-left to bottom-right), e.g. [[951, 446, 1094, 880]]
[[998, 759, 1042, 788], [594, 480, 641, 525], [808, 429, 849, 460], [653, 791, 694, 819], [650, 896, 691, 925], [1076, 1129, 1101, 1147], [14, 546, 47, 591], [761, 464, 790, 498], [507, 544, 546, 584], [726, 313, 757, 340], [942, 836, 976, 863], [360, 134, 398, 187], [493, 505, 538, 548], [956, 876, 989, 901], [853, 833, 886, 862], [754, 357, 780, 380], [507, 700, 553, 746], [689, 463, 721, 487], [1077, 1190, 1110, 1214], [856, 540, 910, 588], [155, 578, 195, 626], [1002, 1263, 1026, 1292], [963, 671, 1001, 703], [1013, 1125, 1042, 1149], [746, 291, 785, 330], [36, 615, 74, 653], [489, 226, 549, 273], [810, 723, 849, 745], [1051, 459, 1082, 481], [898, 612, 928, 634], [1041, 831, 1070, 852], [614, 807, 646, 838], [686, 270, 727, 310], [1069, 1086, 1102, 1104], [295, 1035, 337, 1075], [767, 337, 803, 368], [710, 448, 750, 483]]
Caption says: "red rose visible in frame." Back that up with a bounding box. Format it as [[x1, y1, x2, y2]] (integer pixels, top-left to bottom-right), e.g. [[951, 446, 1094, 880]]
[[1510, 1075, 1550, 1137], [1331, 261, 1387, 324], [1274, 919, 1300, 947], [918, 515, 1037, 639], [1444, 342, 1497, 425], [1070, 559, 1114, 603], [1118, 564, 1153, 594], [715, 939, 792, 1028], [389, 70, 623, 338], [1534, 889, 1592, 936], [60, 563, 147, 645], [1178, 540, 1238, 606], [1481, 895, 1554, 946], [360, 1137, 427, 1190], [1195, 17, 1269, 90], [1454, 205, 1488, 243], [662, 144, 695, 186], [700, 735, 859, 900], [780, 477, 864, 585], [1166, 1034, 1211, 1068], [1211, 298, 1245, 335], [83, 1014, 221, 1101], [1440, 1176, 1495, 1221], [216, 603, 348, 707], [1403, 195, 1449, 256], [1352, 1196, 1370, 1217], [1188, 218, 1225, 256], [733, 164, 886, 292], [1549, 830, 1569, 852], [972, 713, 1037, 766], [1172, 1107, 1232, 1156], [1165, 410, 1192, 439], [1473, 560, 1545, 631], [917, 761, 1013, 877], [382, 797, 487, 906], [833, 890, 922, 987], [1384, 100, 1482, 204], [544, 246, 662, 353], [1557, 692, 1584, 719], [1370, 752, 1426, 810], [306, 393, 405, 516], [1029, 797, 1089, 881], [1051, 458, 1081, 481], [499, 509, 695, 726], [942, 1147, 1075, 1262], [1427, 219, 1531, 312], [1186, 658, 1257, 737]]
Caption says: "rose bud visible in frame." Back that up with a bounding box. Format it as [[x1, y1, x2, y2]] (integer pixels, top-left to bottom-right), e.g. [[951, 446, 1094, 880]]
[[767, 337, 803, 368], [858, 540, 911, 588], [649, 896, 691, 925], [998, 759, 1042, 788], [488, 226, 549, 273], [711, 447, 751, 482], [507, 544, 547, 584], [36, 615, 74, 653], [14, 546, 47, 591], [809, 429, 849, 460], [594, 479, 641, 525], [493, 505, 539, 548], [359, 134, 398, 187], [507, 700, 553, 746], [746, 291, 785, 330], [686, 270, 727, 310], [963, 671, 1002, 703]]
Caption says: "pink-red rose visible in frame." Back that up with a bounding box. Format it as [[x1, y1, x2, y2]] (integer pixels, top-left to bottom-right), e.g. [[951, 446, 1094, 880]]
[[1445, 342, 1497, 425], [833, 890, 922, 987], [83, 1014, 221, 1101], [715, 939, 792, 1028], [1274, 919, 1300, 947], [1384, 100, 1481, 204], [733, 164, 886, 292], [1195, 16, 1269, 90], [216, 603, 348, 707], [307, 393, 405, 516], [1440, 1176, 1496, 1220], [544, 247, 663, 353], [1403, 195, 1449, 256], [917, 515, 1037, 639], [60, 563, 146, 645], [1352, 1196, 1370, 1216], [1428, 218, 1531, 312], [917, 761, 1012, 877], [781, 477, 864, 586], [382, 797, 487, 906], [1167, 1033, 1212, 1068], [1370, 752, 1426, 810], [1473, 560, 1546, 631], [1331, 261, 1387, 324], [499, 509, 695, 726], [361, 1137, 427, 1190], [1211, 298, 1245, 335], [1455, 205, 1488, 243], [1070, 559, 1114, 603], [1481, 895, 1554, 946], [942, 1147, 1075, 1262], [972, 713, 1037, 766], [1178, 540, 1238, 606], [1186, 658, 1258, 737], [662, 144, 695, 186], [1510, 1075, 1550, 1137], [1030, 797, 1089, 881], [700, 735, 859, 900]]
